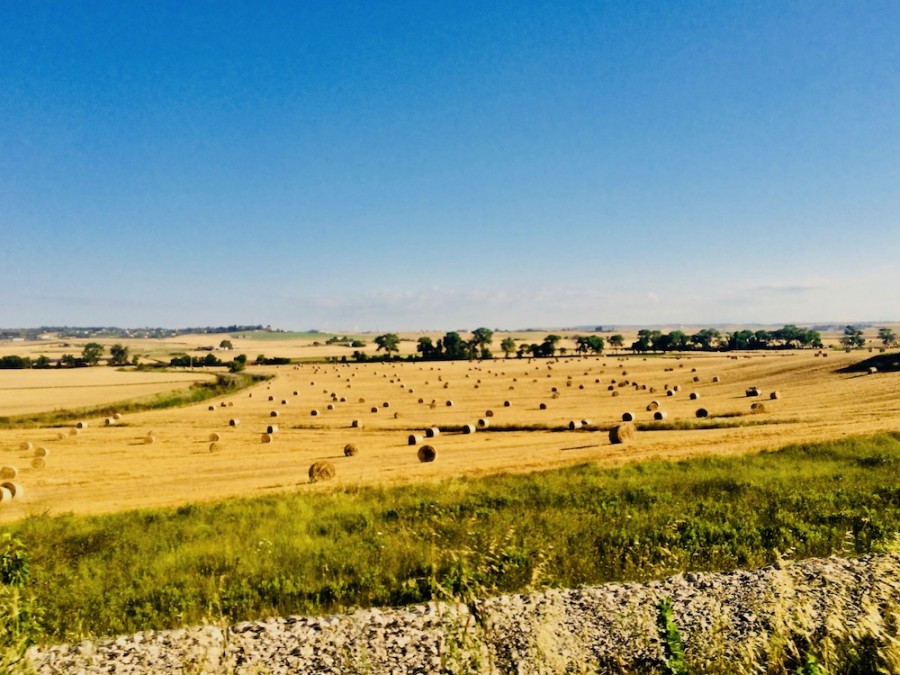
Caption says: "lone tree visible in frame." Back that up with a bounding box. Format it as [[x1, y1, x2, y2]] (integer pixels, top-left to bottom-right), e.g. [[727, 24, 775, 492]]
[[469, 327, 494, 360], [374, 333, 401, 357], [841, 325, 866, 349], [219, 339, 234, 350], [81, 343, 104, 366], [608, 334, 625, 353], [500, 337, 517, 358], [878, 327, 897, 348], [108, 344, 130, 366]]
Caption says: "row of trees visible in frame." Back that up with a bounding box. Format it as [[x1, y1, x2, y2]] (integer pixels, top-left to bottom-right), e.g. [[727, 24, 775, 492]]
[[0, 343, 133, 369], [362, 324, 897, 363]]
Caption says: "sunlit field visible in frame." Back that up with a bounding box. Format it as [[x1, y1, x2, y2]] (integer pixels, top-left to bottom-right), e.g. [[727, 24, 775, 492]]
[[1, 331, 897, 523]]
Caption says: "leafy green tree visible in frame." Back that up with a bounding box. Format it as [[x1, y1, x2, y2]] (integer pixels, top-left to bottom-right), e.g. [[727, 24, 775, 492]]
[[34, 355, 52, 369], [470, 327, 494, 360], [500, 337, 517, 358], [878, 327, 897, 347], [81, 343, 104, 366], [609, 334, 625, 353], [541, 335, 562, 357], [219, 339, 234, 350], [841, 325, 866, 349], [442, 332, 468, 360], [416, 337, 437, 359], [109, 344, 129, 366], [374, 333, 401, 357]]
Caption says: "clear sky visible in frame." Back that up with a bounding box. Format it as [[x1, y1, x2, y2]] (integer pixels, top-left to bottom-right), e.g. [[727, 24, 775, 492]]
[[2, 1, 899, 331]]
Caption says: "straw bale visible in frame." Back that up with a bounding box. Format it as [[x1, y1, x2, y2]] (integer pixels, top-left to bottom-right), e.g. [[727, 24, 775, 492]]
[[309, 461, 336, 482], [0, 466, 18, 480], [608, 422, 636, 444], [417, 445, 437, 463]]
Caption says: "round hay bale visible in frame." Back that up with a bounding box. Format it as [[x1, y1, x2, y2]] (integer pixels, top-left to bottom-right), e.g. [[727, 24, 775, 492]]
[[425, 426, 440, 438], [653, 411, 667, 421], [370, 406, 378, 413], [309, 409, 318, 416], [358, 397, 366, 403], [417, 445, 437, 463], [418, 398, 425, 404], [19, 441, 32, 452], [34, 447, 49, 458], [382, 401, 390, 408], [568, 420, 582, 430], [208, 405, 216, 411], [582, 419, 592, 427], [751, 402, 767, 413], [327, 404, 335, 410], [408, 434, 423, 446], [666, 390, 675, 397], [113, 413, 122, 421], [393, 411, 400, 419], [261, 433, 274, 443], [539, 402, 548, 410], [503, 400, 511, 407], [622, 412, 635, 422], [309, 461, 336, 482], [343, 443, 359, 457], [209, 442, 221, 453], [746, 387, 760, 397], [270, 410, 280, 417], [266, 425, 278, 434], [462, 423, 476, 434], [220, 401, 228, 407], [209, 433, 221, 442], [0, 487, 12, 503], [689, 392, 700, 400], [31, 457, 46, 470], [485, 410, 494, 417], [281, 399, 289, 405], [229, 419, 240, 426], [477, 418, 489, 428], [868, 367, 878, 375], [695, 408, 709, 418], [693, 376, 700, 383], [104, 417, 114, 426], [769, 391, 781, 400], [445, 400, 454, 407], [609, 422, 636, 444], [68, 428, 79, 436], [712, 376, 720, 383], [144, 435, 155, 444], [76, 421, 88, 429], [0, 466, 18, 480], [293, 390, 300, 396], [351, 419, 361, 428], [646, 400, 660, 412]]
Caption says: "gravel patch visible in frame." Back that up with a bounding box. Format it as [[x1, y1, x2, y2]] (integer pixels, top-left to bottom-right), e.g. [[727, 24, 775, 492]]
[[29, 552, 900, 674]]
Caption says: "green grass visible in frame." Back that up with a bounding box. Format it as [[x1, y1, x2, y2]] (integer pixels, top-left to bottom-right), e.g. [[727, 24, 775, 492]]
[[0, 372, 270, 430], [4, 432, 900, 642]]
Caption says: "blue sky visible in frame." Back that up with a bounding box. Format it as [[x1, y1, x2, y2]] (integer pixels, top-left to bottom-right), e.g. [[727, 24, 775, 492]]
[[2, 1, 898, 331]]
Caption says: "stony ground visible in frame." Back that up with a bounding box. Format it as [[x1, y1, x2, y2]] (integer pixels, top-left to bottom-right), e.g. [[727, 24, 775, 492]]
[[29, 552, 900, 674]]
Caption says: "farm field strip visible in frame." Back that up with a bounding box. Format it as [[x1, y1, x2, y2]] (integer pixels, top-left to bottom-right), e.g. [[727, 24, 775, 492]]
[[0, 348, 898, 521]]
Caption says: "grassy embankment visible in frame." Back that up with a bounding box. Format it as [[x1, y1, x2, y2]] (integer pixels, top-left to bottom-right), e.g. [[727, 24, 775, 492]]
[[2, 432, 898, 645], [0, 372, 269, 430]]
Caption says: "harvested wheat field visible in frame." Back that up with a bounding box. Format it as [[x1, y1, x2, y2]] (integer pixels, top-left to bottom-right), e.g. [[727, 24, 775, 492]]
[[1, 345, 898, 522]]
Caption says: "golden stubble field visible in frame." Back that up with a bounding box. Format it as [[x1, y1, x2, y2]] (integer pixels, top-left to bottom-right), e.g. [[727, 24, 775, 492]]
[[0, 336, 898, 523]]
